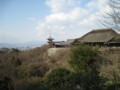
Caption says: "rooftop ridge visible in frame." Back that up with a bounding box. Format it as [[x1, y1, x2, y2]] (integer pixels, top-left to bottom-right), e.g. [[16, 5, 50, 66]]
[[92, 28, 113, 32], [91, 28, 119, 35]]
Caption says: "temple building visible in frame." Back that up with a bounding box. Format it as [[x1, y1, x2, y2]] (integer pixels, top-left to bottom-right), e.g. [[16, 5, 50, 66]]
[[47, 36, 54, 48], [53, 39, 75, 47], [47, 28, 120, 48], [73, 28, 120, 47], [47, 35, 75, 48]]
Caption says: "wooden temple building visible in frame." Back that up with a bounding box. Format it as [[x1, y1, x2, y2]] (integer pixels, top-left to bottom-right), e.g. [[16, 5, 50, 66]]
[[47, 28, 120, 48], [47, 36, 75, 48], [73, 28, 120, 47]]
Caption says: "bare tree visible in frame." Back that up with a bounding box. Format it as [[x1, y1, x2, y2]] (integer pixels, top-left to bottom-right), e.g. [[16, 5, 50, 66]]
[[101, 0, 120, 31]]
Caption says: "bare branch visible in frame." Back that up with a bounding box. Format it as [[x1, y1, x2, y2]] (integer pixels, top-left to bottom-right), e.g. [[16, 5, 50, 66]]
[[99, 0, 120, 31]]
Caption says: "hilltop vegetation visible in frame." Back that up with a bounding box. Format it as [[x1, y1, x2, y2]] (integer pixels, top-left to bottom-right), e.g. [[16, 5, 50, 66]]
[[0, 45, 120, 90], [0, 45, 70, 90]]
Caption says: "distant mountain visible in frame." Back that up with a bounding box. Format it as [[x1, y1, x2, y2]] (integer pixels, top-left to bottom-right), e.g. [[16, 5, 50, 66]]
[[0, 41, 45, 48]]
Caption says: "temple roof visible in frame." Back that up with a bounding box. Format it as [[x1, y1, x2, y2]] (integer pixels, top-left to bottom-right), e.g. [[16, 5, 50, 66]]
[[47, 36, 54, 40], [54, 39, 75, 46], [74, 28, 120, 44]]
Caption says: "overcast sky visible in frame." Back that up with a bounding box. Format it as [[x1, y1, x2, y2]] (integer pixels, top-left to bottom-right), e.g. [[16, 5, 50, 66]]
[[0, 0, 109, 44]]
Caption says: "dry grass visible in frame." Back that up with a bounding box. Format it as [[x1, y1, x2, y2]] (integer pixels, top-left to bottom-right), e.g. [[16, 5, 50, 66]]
[[100, 50, 120, 84]]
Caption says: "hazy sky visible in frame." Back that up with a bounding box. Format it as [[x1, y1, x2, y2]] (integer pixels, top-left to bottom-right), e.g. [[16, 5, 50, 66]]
[[0, 0, 108, 44]]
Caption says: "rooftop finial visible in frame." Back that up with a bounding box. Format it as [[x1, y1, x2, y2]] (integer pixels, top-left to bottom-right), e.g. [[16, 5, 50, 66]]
[[50, 31, 51, 38], [47, 31, 54, 40]]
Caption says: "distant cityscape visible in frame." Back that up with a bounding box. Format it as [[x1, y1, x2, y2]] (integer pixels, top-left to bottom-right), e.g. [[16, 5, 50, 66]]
[[0, 41, 45, 47], [0, 41, 45, 51]]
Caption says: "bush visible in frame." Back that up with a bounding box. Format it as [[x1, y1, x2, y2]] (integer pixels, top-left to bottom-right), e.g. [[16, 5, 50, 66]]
[[26, 65, 49, 77], [11, 48, 20, 53], [0, 77, 14, 90], [69, 45, 106, 90], [69, 45, 99, 73], [11, 58, 21, 66], [80, 69, 106, 90], [107, 83, 120, 90], [14, 78, 47, 90], [0, 51, 3, 54], [45, 68, 73, 90], [17, 64, 49, 79]]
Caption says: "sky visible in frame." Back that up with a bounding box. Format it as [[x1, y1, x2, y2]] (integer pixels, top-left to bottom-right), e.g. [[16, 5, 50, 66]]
[[0, 0, 109, 44]]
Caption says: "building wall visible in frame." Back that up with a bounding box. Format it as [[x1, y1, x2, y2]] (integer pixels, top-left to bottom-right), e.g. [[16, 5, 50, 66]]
[[47, 48, 69, 57]]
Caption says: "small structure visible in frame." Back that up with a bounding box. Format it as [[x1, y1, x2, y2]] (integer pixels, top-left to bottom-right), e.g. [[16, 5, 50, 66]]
[[47, 36, 75, 48], [47, 28, 120, 48], [53, 39, 75, 47], [47, 36, 54, 48], [73, 28, 120, 47]]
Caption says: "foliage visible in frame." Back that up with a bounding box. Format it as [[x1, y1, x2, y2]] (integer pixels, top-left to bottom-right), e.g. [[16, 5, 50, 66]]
[[80, 69, 106, 90], [14, 78, 48, 90], [0, 77, 14, 90], [11, 58, 21, 66], [100, 50, 120, 90], [69, 45, 106, 90], [107, 83, 120, 90], [69, 45, 99, 73], [0, 51, 3, 54], [0, 45, 120, 90], [45, 68, 74, 90], [17, 64, 49, 79], [27, 65, 48, 77], [11, 48, 20, 53]]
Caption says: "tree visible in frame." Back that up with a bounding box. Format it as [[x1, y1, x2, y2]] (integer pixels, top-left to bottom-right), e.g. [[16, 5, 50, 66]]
[[11, 58, 21, 66], [80, 69, 106, 90], [11, 48, 20, 53], [0, 77, 14, 90], [69, 45, 99, 73], [101, 0, 120, 31], [44, 68, 73, 90], [14, 78, 47, 90], [69, 45, 106, 90]]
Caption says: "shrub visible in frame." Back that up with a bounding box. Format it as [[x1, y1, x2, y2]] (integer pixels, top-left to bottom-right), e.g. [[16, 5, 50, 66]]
[[0, 77, 14, 90], [14, 78, 47, 90], [44, 68, 73, 90], [69, 45, 99, 73], [27, 65, 49, 77], [11, 58, 21, 66], [107, 83, 120, 90], [69, 45, 106, 90], [17, 64, 49, 79], [11, 48, 20, 53], [0, 51, 3, 54], [80, 69, 106, 90]]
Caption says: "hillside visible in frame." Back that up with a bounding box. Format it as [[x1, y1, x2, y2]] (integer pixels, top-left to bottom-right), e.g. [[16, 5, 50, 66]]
[[0, 45, 120, 90], [0, 45, 72, 89]]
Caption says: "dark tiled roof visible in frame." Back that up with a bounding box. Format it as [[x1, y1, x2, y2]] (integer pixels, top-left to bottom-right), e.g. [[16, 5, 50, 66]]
[[54, 39, 75, 46], [47, 36, 54, 40]]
